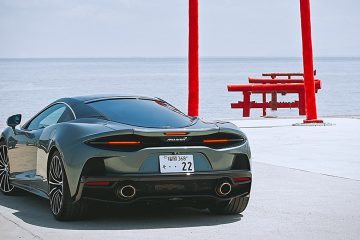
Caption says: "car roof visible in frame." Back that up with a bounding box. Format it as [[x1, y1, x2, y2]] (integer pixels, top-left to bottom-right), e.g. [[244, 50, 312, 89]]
[[21, 95, 165, 128], [51, 95, 162, 120], [68, 94, 158, 103]]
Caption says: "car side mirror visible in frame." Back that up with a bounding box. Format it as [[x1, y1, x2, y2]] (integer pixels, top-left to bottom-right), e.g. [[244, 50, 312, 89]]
[[7, 114, 22, 130]]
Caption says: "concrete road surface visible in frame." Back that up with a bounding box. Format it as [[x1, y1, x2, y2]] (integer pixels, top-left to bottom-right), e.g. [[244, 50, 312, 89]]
[[1, 117, 359, 239], [1, 162, 359, 240]]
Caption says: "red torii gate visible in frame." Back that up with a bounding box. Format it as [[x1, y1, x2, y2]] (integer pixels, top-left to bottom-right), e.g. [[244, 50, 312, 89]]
[[187, 0, 323, 123]]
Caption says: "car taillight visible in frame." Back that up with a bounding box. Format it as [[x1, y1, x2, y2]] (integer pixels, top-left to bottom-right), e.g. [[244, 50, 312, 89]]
[[86, 134, 144, 151], [232, 177, 251, 183], [85, 181, 112, 186], [163, 132, 189, 136], [203, 139, 231, 143], [86, 133, 245, 151], [201, 135, 245, 149], [105, 141, 141, 145], [202, 138, 243, 143]]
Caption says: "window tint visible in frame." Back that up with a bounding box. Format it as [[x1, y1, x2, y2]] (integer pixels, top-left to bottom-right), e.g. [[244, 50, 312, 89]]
[[58, 107, 75, 123], [87, 98, 194, 128], [27, 104, 71, 130]]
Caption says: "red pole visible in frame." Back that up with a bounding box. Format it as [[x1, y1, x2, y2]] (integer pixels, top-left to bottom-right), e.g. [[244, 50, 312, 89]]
[[300, 0, 323, 123], [188, 0, 199, 116]]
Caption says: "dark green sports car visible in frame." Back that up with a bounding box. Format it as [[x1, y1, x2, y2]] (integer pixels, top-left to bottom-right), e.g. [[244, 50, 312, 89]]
[[0, 95, 252, 220]]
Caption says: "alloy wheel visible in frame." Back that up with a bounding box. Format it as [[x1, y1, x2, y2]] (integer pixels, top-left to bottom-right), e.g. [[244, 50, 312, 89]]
[[49, 155, 64, 215], [0, 145, 14, 192]]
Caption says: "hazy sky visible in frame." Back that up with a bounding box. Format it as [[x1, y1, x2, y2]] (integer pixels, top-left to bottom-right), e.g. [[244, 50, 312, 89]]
[[0, 0, 359, 58]]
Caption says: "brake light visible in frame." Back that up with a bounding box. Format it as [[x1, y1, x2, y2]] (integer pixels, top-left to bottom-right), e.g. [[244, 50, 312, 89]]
[[85, 181, 112, 186], [106, 141, 141, 145], [164, 132, 189, 136], [203, 139, 231, 143], [232, 177, 251, 182]]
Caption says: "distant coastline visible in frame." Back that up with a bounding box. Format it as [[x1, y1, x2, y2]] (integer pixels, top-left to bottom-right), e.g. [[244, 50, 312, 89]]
[[1, 56, 360, 61]]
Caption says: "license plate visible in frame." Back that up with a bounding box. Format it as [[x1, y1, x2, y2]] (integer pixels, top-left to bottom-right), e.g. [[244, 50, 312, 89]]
[[159, 155, 194, 173]]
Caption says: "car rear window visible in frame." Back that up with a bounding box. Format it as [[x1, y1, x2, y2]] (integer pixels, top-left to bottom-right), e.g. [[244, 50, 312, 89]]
[[87, 98, 194, 128]]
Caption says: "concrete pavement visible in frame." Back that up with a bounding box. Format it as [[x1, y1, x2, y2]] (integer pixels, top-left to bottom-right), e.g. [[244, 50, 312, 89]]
[[234, 117, 360, 180], [1, 162, 359, 240], [0, 117, 359, 239]]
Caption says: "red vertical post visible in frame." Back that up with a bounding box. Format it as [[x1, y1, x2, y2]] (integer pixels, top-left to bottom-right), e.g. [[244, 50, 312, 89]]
[[243, 92, 251, 117], [188, 0, 199, 116], [298, 90, 306, 115], [300, 0, 323, 123], [270, 75, 277, 111], [262, 92, 267, 117]]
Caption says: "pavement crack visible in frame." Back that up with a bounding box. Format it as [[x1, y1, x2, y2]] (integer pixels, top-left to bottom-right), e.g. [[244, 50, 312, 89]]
[[254, 161, 360, 182]]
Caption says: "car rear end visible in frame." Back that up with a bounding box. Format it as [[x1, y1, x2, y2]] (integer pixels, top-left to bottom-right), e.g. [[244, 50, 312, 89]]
[[75, 127, 252, 206]]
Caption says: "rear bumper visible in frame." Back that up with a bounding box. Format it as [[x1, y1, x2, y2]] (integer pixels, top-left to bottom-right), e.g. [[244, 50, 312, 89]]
[[74, 170, 252, 203]]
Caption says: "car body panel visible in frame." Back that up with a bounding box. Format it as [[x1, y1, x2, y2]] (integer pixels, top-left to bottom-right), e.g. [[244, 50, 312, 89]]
[[1, 95, 252, 202]]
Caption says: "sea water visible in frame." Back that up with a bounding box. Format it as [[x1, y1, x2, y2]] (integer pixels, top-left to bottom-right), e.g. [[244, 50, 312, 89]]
[[0, 57, 359, 127]]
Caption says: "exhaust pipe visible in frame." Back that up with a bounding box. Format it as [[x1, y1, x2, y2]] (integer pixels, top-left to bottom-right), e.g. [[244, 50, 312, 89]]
[[117, 185, 136, 199], [216, 182, 232, 196]]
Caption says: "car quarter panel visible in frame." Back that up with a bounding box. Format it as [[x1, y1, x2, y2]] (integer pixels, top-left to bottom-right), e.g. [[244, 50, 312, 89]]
[[49, 120, 114, 193]]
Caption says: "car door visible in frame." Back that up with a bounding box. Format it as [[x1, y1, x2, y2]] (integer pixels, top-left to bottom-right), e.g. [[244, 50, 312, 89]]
[[8, 104, 68, 188]]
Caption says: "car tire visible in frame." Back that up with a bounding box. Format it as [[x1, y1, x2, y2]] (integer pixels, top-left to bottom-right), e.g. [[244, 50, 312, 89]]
[[48, 150, 88, 221], [0, 141, 22, 196], [209, 196, 249, 215]]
